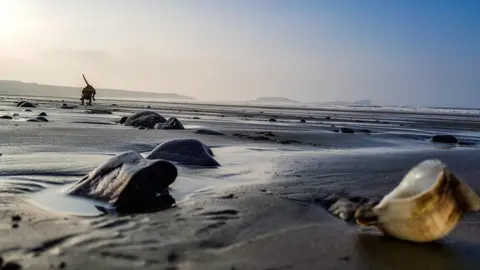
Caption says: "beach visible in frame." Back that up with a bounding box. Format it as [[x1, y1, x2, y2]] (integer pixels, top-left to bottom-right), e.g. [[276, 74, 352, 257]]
[[1, 96, 480, 270]]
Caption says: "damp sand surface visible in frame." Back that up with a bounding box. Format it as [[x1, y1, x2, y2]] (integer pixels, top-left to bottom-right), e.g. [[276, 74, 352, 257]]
[[1, 96, 480, 269]]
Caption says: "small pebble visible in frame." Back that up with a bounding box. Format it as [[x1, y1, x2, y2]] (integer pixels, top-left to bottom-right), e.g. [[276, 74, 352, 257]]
[[12, 223, 19, 229], [11, 215, 21, 222], [167, 251, 178, 263], [59, 261, 66, 269]]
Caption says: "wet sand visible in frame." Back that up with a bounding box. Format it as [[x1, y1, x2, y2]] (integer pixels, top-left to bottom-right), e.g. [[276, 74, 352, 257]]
[[1, 96, 480, 269]]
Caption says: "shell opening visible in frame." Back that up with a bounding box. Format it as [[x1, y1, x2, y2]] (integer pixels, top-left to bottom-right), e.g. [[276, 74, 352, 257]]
[[379, 159, 446, 204]]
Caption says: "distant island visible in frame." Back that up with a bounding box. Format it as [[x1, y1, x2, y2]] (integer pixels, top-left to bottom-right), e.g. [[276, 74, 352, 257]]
[[250, 97, 299, 103], [0, 80, 195, 101]]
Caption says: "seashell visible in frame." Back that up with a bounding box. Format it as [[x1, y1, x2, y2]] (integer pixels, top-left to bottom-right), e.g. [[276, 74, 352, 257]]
[[355, 159, 480, 243]]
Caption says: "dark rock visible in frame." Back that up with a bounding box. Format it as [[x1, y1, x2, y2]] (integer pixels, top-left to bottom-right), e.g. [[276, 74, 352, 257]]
[[194, 129, 225, 136], [12, 113, 19, 117], [280, 139, 300, 144], [0, 255, 3, 266], [458, 141, 476, 146], [147, 105, 151, 109], [124, 111, 167, 129], [326, 116, 331, 120], [27, 116, 49, 122], [12, 223, 19, 229], [154, 117, 185, 130], [38, 112, 47, 117], [59, 262, 66, 269], [257, 131, 275, 137], [3, 262, 22, 270], [86, 109, 113, 114], [138, 126, 146, 130], [355, 129, 371, 134], [268, 118, 277, 122], [146, 139, 220, 167], [192, 116, 200, 120], [119, 116, 128, 124], [167, 251, 178, 263], [60, 103, 75, 109], [430, 134, 458, 144], [0, 115, 13, 119], [16, 101, 36, 108], [339, 127, 355, 134], [67, 151, 177, 213], [11, 215, 21, 222], [300, 119, 307, 123], [24, 109, 32, 112]]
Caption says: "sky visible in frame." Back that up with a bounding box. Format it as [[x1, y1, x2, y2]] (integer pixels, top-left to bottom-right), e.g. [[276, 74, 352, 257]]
[[0, 0, 479, 107]]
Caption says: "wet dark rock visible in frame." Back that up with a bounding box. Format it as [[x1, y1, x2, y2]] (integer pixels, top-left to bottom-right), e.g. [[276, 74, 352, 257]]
[[300, 119, 307, 123], [124, 111, 167, 129], [12, 224, 18, 229], [24, 109, 32, 112], [147, 105, 151, 109], [154, 117, 185, 130], [27, 116, 49, 122], [458, 141, 476, 146], [138, 126, 146, 130], [60, 103, 75, 109], [355, 129, 371, 134], [0, 115, 13, 119], [12, 113, 19, 117], [192, 116, 200, 120], [194, 129, 225, 136], [59, 262, 66, 269], [3, 261, 22, 270], [146, 139, 220, 167], [257, 131, 275, 137], [268, 118, 277, 122], [167, 251, 178, 263], [86, 109, 113, 114], [67, 151, 177, 213], [119, 116, 128, 124], [16, 101, 36, 108], [11, 215, 21, 222], [280, 139, 300, 144], [339, 127, 355, 134], [233, 133, 272, 141], [38, 112, 47, 116], [326, 116, 331, 120], [430, 134, 458, 144]]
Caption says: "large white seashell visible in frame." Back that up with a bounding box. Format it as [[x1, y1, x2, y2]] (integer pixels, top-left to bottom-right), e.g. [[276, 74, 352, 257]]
[[355, 159, 480, 243]]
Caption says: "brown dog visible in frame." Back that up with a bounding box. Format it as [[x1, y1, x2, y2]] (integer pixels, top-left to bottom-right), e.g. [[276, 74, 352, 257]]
[[80, 74, 96, 106]]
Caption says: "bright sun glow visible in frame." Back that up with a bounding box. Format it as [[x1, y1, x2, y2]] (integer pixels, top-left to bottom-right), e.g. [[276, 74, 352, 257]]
[[0, 0, 26, 37]]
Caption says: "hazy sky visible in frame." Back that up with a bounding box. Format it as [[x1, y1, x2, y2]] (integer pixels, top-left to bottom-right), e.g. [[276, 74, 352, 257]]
[[0, 0, 479, 107]]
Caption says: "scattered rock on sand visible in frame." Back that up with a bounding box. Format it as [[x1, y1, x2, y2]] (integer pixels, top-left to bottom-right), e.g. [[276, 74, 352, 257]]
[[154, 117, 185, 130], [430, 134, 458, 144], [24, 109, 32, 112], [27, 116, 49, 122], [124, 111, 167, 129], [119, 116, 128, 124], [11, 215, 21, 222], [16, 101, 36, 108], [268, 118, 277, 122], [339, 127, 355, 134], [0, 115, 13, 119], [60, 103, 75, 109], [67, 151, 177, 213], [194, 129, 225, 136], [86, 109, 113, 114], [12, 113, 19, 117], [38, 112, 47, 116], [300, 119, 307, 123], [146, 139, 220, 167], [192, 116, 201, 120]]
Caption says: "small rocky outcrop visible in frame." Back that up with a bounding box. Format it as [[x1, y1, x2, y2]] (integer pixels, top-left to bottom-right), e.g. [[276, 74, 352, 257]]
[[123, 111, 167, 129], [146, 139, 220, 167], [38, 112, 47, 117], [430, 134, 458, 144], [67, 151, 177, 213], [194, 129, 225, 136], [300, 119, 307, 123], [16, 101, 36, 108], [86, 109, 113, 114], [27, 116, 49, 122], [0, 115, 13, 120], [339, 127, 355, 134], [268, 118, 277, 122], [24, 109, 32, 112], [118, 116, 128, 124], [154, 117, 185, 130]]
